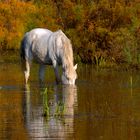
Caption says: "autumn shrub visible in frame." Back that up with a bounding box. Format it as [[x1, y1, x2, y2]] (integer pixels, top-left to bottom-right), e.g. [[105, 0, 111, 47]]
[[0, 0, 60, 50], [0, 0, 140, 66], [70, 0, 140, 65], [0, 1, 37, 49]]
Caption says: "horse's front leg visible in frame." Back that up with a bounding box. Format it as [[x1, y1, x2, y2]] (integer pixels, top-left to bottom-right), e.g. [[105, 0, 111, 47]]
[[53, 61, 61, 84], [39, 64, 46, 83]]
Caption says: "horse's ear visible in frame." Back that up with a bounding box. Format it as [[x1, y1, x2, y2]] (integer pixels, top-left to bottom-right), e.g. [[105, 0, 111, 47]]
[[74, 64, 77, 70]]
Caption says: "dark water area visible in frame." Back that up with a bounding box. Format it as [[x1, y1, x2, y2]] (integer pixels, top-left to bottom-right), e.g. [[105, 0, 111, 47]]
[[0, 53, 140, 140]]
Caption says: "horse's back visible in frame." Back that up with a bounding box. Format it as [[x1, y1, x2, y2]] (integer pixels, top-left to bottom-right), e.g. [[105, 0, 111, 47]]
[[20, 28, 52, 61], [29, 28, 52, 38], [20, 28, 72, 65], [30, 29, 66, 64]]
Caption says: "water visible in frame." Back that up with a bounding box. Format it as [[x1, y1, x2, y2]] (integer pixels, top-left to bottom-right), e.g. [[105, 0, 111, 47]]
[[0, 57, 140, 140]]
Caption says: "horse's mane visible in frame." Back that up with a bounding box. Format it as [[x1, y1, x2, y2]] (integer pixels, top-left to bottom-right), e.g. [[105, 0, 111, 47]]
[[54, 30, 74, 77]]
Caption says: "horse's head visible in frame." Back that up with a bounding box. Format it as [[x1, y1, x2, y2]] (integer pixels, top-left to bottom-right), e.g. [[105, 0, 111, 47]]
[[62, 64, 77, 85]]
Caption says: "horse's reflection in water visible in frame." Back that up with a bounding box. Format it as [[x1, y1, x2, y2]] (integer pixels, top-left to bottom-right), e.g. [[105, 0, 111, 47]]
[[23, 84, 77, 139]]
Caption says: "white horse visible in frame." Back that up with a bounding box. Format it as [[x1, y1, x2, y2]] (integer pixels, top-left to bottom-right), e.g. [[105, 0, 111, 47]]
[[20, 28, 77, 85]]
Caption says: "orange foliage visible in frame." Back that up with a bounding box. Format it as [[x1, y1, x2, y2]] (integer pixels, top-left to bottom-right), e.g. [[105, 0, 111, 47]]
[[0, 0, 60, 49], [0, 0, 140, 65]]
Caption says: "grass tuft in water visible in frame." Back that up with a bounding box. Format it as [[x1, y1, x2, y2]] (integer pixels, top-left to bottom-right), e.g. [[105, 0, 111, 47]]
[[42, 87, 65, 118], [42, 88, 50, 117]]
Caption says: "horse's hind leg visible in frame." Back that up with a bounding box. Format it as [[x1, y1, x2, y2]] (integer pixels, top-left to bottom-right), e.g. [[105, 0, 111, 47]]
[[25, 60, 31, 84], [22, 60, 31, 84]]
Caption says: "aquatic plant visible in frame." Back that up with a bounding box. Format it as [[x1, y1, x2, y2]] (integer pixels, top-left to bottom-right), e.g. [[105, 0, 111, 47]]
[[42, 87, 65, 118], [55, 101, 65, 117], [42, 88, 50, 117]]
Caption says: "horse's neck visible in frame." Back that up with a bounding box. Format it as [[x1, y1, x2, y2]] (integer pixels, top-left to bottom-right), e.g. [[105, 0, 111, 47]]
[[53, 29, 74, 73]]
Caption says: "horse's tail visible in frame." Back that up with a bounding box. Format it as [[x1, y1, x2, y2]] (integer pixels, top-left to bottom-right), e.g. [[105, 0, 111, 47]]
[[20, 38, 25, 60], [20, 32, 29, 61]]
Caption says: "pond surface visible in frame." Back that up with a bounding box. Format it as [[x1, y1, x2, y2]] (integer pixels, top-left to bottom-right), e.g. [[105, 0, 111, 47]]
[[0, 54, 140, 140]]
